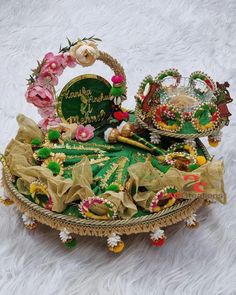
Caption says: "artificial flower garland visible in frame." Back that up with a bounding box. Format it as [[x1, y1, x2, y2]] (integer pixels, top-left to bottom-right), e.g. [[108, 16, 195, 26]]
[[149, 186, 177, 213], [189, 71, 216, 93], [192, 102, 220, 132], [25, 37, 101, 130], [79, 196, 117, 220], [26, 51, 76, 130], [153, 104, 184, 132], [167, 143, 197, 157], [25, 36, 128, 130], [155, 68, 181, 85], [25, 36, 100, 130], [165, 152, 197, 166], [136, 75, 153, 104], [29, 180, 53, 210]]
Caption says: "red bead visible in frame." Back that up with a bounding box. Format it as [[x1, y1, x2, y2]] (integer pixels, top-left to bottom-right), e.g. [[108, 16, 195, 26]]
[[151, 238, 166, 247]]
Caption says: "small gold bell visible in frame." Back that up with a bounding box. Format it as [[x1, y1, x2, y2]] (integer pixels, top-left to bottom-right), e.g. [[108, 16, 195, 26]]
[[208, 137, 220, 147]]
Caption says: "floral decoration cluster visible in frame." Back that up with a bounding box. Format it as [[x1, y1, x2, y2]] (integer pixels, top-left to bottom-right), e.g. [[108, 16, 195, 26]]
[[25, 37, 101, 130]]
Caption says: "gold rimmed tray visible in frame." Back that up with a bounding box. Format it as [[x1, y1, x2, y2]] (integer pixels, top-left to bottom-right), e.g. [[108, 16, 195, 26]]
[[1, 156, 204, 237]]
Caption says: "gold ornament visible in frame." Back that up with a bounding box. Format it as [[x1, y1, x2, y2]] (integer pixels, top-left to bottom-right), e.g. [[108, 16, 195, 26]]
[[0, 196, 14, 206], [108, 241, 125, 253], [208, 138, 220, 147], [119, 122, 134, 137], [108, 128, 120, 143], [186, 221, 199, 229]]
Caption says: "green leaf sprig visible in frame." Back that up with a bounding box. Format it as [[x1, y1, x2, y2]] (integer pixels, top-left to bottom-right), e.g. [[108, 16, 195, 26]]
[[26, 59, 45, 85], [59, 35, 102, 53]]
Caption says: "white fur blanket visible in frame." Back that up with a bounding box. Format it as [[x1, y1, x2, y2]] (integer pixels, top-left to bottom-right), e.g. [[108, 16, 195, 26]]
[[0, 0, 236, 294]]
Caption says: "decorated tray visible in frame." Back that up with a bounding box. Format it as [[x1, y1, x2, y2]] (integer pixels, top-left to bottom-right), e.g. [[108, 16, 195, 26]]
[[0, 37, 231, 253], [135, 69, 232, 141]]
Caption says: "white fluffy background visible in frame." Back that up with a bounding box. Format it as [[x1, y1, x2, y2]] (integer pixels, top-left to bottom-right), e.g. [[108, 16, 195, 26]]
[[0, 1, 236, 294]]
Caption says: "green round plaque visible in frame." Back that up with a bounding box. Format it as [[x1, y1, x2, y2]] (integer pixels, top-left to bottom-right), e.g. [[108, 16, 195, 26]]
[[57, 74, 112, 124]]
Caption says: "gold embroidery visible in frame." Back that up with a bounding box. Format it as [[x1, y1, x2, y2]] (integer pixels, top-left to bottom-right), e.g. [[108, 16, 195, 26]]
[[100, 163, 119, 189], [115, 157, 129, 189], [64, 156, 109, 171]]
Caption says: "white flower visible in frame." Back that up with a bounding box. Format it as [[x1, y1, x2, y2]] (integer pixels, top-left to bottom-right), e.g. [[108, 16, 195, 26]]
[[107, 233, 121, 247], [185, 213, 197, 226], [59, 228, 71, 243], [22, 213, 35, 226], [69, 40, 100, 67], [150, 132, 161, 144], [117, 121, 127, 134], [104, 128, 113, 143], [150, 228, 165, 240]]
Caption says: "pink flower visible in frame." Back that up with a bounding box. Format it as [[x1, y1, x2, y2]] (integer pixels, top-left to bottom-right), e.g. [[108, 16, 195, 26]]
[[25, 83, 54, 108], [62, 53, 76, 68], [38, 106, 56, 118], [111, 75, 124, 84], [45, 196, 53, 211], [37, 70, 58, 86], [38, 117, 61, 131], [42, 52, 64, 76], [75, 124, 95, 142]]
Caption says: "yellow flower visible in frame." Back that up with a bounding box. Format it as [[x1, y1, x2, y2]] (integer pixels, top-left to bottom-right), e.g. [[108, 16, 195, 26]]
[[158, 121, 179, 131], [183, 144, 196, 156], [197, 156, 207, 166], [195, 121, 214, 131], [69, 40, 100, 67], [30, 181, 48, 197]]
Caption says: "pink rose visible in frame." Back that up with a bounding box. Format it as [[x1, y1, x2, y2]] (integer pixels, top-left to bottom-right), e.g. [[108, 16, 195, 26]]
[[38, 117, 61, 131], [25, 84, 54, 108], [38, 106, 56, 118], [62, 53, 76, 68], [42, 52, 64, 76], [75, 124, 95, 142], [37, 70, 58, 86], [111, 75, 124, 84]]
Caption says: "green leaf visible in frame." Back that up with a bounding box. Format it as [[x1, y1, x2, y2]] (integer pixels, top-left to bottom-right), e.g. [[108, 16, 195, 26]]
[[66, 37, 72, 46], [199, 110, 211, 125], [93, 37, 102, 41], [175, 113, 181, 119], [166, 119, 176, 126], [63, 205, 84, 218]]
